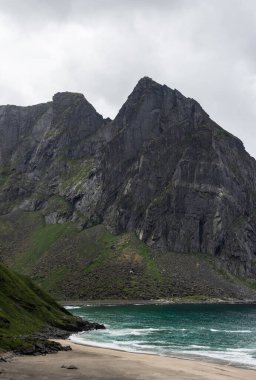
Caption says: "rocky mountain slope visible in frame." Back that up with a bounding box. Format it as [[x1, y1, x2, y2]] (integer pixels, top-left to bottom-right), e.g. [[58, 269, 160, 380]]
[[0, 77, 256, 299], [0, 263, 103, 353]]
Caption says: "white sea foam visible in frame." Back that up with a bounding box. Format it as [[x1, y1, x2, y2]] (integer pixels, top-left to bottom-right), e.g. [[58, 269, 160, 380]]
[[104, 304, 118, 307], [69, 335, 156, 355], [210, 328, 251, 333], [65, 306, 81, 310], [101, 327, 164, 337], [175, 348, 256, 368]]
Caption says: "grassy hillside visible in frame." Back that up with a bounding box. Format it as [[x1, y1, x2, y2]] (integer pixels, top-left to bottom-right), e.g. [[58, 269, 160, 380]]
[[0, 263, 87, 353], [0, 211, 255, 301]]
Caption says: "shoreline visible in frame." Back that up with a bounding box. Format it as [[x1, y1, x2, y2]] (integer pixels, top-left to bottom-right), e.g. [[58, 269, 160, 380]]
[[61, 299, 256, 370], [59, 298, 256, 306], [1, 339, 255, 380], [68, 337, 256, 371]]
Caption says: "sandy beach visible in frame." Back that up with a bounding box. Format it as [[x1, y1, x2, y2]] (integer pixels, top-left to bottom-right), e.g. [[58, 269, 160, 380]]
[[0, 340, 255, 380]]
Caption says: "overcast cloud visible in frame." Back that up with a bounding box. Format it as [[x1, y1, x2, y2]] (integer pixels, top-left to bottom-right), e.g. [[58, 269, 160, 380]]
[[0, 0, 256, 157]]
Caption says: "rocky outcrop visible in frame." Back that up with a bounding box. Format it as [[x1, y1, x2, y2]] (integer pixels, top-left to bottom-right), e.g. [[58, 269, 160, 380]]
[[0, 262, 105, 353], [0, 77, 256, 282]]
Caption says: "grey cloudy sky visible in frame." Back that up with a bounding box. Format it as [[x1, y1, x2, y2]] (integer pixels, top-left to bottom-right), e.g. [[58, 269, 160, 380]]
[[0, 0, 256, 157]]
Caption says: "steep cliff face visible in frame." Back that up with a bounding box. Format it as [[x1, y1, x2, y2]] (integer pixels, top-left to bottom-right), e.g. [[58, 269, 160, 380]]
[[0, 77, 256, 295], [98, 78, 256, 278], [0, 92, 107, 219]]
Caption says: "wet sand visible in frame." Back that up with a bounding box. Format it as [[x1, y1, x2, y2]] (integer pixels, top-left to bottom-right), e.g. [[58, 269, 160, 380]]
[[0, 339, 255, 380]]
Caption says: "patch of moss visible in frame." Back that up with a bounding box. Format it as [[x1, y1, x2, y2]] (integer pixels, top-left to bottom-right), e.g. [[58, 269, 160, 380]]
[[151, 182, 173, 206], [81, 230, 162, 299], [59, 159, 94, 193], [84, 229, 117, 274], [0, 174, 8, 188], [0, 219, 13, 237], [43, 195, 73, 215], [45, 126, 60, 139], [39, 268, 69, 293], [234, 275, 256, 291], [13, 221, 75, 271]]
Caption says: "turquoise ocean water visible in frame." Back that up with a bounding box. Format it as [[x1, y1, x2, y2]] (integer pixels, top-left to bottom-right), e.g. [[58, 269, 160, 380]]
[[67, 304, 256, 368]]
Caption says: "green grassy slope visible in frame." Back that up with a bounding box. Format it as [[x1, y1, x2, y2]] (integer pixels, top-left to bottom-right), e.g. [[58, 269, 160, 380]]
[[0, 211, 255, 301], [0, 263, 82, 353]]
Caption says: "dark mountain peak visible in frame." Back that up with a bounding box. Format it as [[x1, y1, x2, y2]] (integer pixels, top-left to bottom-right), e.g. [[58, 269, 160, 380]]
[[53, 91, 85, 101], [129, 77, 190, 108], [138, 75, 153, 82], [52, 91, 103, 124], [133, 76, 164, 94], [52, 91, 88, 109], [114, 77, 199, 133], [114, 77, 166, 125], [134, 78, 195, 107], [135, 76, 157, 87]]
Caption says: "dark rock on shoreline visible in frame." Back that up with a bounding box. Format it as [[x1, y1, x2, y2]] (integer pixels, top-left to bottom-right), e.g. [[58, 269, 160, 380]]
[[14, 340, 71, 356], [31, 319, 105, 339], [13, 319, 105, 356], [33, 320, 105, 340], [61, 363, 78, 369]]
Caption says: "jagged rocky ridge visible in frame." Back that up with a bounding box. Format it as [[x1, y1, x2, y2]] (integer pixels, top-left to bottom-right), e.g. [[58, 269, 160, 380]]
[[0, 77, 256, 287]]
